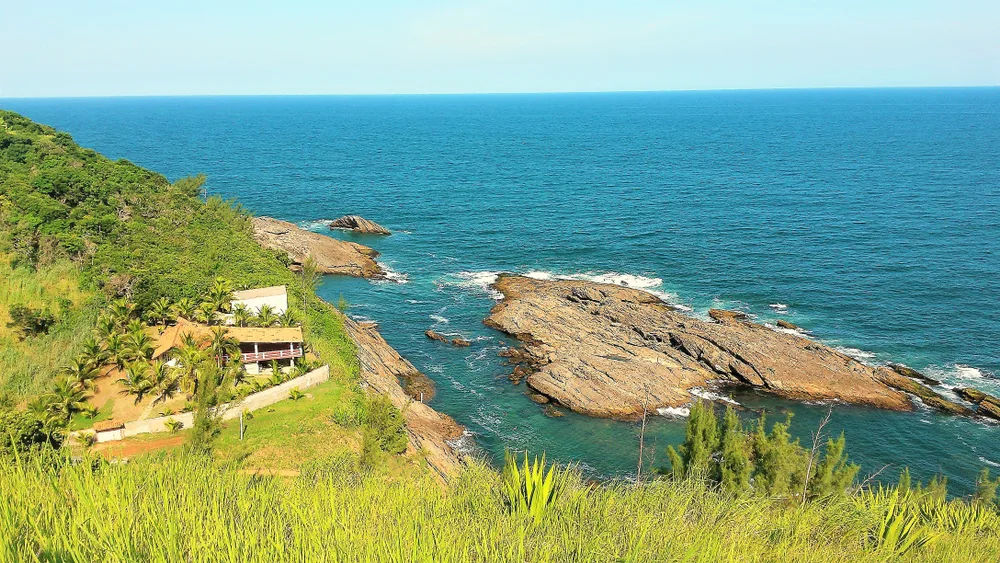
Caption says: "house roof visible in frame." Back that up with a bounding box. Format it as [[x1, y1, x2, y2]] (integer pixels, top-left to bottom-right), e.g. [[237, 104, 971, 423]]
[[152, 319, 302, 359], [232, 285, 287, 301], [93, 420, 125, 432]]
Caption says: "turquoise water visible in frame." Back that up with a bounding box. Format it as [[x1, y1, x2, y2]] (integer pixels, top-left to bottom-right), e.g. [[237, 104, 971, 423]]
[[5, 90, 999, 494]]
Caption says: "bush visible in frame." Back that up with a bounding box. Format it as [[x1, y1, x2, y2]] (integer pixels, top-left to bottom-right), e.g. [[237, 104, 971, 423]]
[[363, 395, 407, 455], [0, 409, 61, 460], [6, 304, 56, 338]]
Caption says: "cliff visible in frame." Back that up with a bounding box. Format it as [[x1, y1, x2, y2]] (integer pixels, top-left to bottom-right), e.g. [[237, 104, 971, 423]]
[[252, 217, 384, 278]]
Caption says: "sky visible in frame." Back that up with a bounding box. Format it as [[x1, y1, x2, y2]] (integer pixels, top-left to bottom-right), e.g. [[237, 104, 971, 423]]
[[1, 0, 998, 97]]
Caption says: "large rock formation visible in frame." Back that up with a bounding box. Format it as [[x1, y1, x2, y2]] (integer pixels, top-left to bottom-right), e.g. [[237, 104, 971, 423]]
[[252, 217, 384, 278], [343, 315, 465, 479], [484, 275, 917, 419], [329, 215, 391, 235]]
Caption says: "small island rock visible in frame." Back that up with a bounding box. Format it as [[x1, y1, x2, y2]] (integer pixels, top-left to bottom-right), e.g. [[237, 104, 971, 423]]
[[329, 215, 391, 235], [252, 216, 384, 278]]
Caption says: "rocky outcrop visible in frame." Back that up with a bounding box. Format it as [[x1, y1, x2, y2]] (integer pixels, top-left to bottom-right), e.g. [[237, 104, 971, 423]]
[[425, 330, 471, 347], [776, 320, 801, 331], [329, 215, 391, 235], [888, 363, 941, 386], [252, 217, 384, 278], [956, 388, 1000, 420], [343, 316, 465, 478], [874, 369, 974, 416], [484, 275, 913, 419]]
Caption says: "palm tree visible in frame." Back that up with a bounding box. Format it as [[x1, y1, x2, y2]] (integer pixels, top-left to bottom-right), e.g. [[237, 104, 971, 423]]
[[146, 297, 174, 326], [175, 342, 207, 394], [126, 331, 154, 362], [172, 297, 198, 321], [196, 301, 218, 325], [105, 333, 128, 372], [26, 396, 54, 419], [231, 303, 252, 327], [149, 361, 182, 406], [108, 298, 135, 327], [43, 377, 91, 424], [126, 318, 146, 337], [78, 337, 107, 369], [95, 315, 118, 340], [207, 277, 234, 313], [255, 304, 277, 327], [208, 326, 240, 367], [278, 309, 298, 328], [117, 362, 153, 405], [61, 358, 99, 391]]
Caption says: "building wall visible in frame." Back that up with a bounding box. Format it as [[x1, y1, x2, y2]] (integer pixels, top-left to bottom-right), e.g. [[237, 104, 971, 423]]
[[233, 293, 288, 315], [119, 365, 330, 440]]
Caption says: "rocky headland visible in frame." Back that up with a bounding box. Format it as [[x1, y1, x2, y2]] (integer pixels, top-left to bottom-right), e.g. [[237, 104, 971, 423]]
[[343, 315, 465, 478], [252, 216, 385, 278], [484, 275, 973, 420], [329, 215, 391, 235]]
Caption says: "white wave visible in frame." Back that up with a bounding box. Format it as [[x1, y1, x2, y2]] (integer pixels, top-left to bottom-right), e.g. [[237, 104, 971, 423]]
[[446, 429, 478, 456], [764, 322, 810, 337], [405, 299, 428, 304], [298, 219, 332, 231], [524, 270, 694, 309], [769, 303, 788, 312], [980, 456, 1000, 468], [833, 346, 876, 362], [657, 406, 690, 418], [689, 388, 740, 405], [446, 271, 503, 299], [375, 262, 409, 284], [429, 314, 449, 324], [924, 364, 999, 397]]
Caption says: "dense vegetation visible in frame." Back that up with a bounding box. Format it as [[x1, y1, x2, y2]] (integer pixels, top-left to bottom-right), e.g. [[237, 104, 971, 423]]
[[2, 110, 999, 561]]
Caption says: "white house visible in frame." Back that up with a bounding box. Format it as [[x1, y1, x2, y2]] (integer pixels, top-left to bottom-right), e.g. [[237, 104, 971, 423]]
[[231, 285, 288, 315]]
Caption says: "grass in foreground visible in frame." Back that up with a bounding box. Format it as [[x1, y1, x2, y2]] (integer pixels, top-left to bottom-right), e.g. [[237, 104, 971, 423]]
[[2, 453, 999, 562]]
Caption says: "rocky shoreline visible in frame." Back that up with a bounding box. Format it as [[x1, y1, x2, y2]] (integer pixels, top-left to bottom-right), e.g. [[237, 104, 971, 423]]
[[252, 216, 385, 278], [484, 275, 982, 420], [342, 314, 466, 479]]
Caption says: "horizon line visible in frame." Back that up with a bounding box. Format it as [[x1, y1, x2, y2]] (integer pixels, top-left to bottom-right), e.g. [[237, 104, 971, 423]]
[[3, 84, 999, 101]]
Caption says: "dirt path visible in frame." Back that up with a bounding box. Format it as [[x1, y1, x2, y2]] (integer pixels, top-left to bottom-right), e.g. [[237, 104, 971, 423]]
[[93, 435, 186, 459]]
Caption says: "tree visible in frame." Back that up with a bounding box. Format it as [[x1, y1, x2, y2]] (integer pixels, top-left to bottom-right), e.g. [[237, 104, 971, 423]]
[[807, 433, 859, 499], [0, 409, 62, 460], [60, 358, 99, 392], [146, 297, 174, 326], [974, 468, 999, 506], [78, 337, 107, 369], [105, 333, 128, 372], [278, 309, 298, 328], [116, 362, 153, 405], [108, 298, 135, 327], [172, 297, 198, 321], [208, 327, 239, 367], [255, 304, 277, 327], [6, 304, 56, 339], [719, 407, 751, 494], [666, 400, 719, 479], [148, 361, 181, 406], [298, 256, 321, 311], [187, 363, 223, 457], [126, 330, 154, 362], [231, 303, 252, 327], [195, 302, 217, 325], [42, 377, 90, 425], [207, 277, 234, 313], [752, 413, 807, 497]]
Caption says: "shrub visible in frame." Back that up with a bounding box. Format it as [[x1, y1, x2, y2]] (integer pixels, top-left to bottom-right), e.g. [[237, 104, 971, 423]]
[[6, 304, 56, 338], [363, 395, 407, 454], [501, 451, 571, 523]]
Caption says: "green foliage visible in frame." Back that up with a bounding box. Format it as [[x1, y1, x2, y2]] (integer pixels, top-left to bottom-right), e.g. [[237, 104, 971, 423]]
[[0, 409, 61, 460], [975, 468, 999, 506], [501, 451, 571, 523], [5, 304, 55, 338], [666, 403, 860, 500], [363, 394, 407, 454], [165, 418, 184, 434], [188, 364, 223, 458], [288, 388, 305, 401]]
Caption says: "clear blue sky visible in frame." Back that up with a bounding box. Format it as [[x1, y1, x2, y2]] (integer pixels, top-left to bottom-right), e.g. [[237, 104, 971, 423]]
[[2, 0, 998, 97]]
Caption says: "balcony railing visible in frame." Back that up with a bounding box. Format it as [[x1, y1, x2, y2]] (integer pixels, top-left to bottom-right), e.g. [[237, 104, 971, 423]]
[[224, 348, 303, 363]]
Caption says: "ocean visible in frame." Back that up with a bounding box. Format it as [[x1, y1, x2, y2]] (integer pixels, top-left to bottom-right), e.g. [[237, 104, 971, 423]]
[[5, 89, 998, 494]]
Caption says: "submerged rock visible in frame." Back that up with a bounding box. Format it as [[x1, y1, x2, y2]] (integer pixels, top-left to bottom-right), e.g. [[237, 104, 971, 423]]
[[528, 393, 550, 404], [329, 215, 391, 235], [543, 405, 565, 417], [425, 330, 471, 347], [484, 275, 913, 419], [252, 216, 384, 278], [888, 363, 941, 386], [956, 388, 1000, 420], [875, 369, 974, 416], [709, 309, 750, 323], [776, 320, 801, 331]]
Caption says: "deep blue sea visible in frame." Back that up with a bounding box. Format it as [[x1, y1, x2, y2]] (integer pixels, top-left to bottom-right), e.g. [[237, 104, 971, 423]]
[[5, 90, 999, 494]]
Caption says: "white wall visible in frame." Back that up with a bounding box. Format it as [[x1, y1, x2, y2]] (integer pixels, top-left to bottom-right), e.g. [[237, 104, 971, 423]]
[[233, 293, 287, 315], [115, 365, 330, 440]]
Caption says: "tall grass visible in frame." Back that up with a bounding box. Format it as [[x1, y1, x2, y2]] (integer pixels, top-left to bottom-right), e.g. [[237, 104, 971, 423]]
[[2, 454, 998, 562]]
